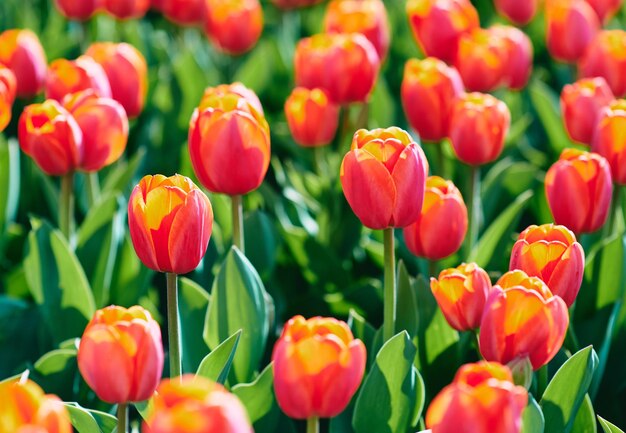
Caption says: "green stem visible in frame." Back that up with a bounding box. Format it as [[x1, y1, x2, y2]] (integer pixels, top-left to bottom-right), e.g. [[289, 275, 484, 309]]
[[231, 195, 245, 253], [313, 145, 325, 177], [609, 185, 622, 235], [59, 173, 74, 244], [565, 323, 580, 354], [383, 228, 396, 342], [354, 102, 369, 131], [166, 272, 182, 378], [429, 260, 438, 278], [86, 172, 100, 207], [466, 165, 481, 255], [536, 365, 548, 398], [307, 416, 319, 433], [435, 141, 445, 178], [117, 403, 128, 433]]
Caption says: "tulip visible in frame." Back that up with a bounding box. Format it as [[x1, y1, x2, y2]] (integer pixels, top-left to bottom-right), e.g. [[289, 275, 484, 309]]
[[323, 0, 390, 60], [63, 90, 129, 172], [272, 0, 323, 8], [404, 176, 468, 260], [199, 81, 264, 116], [46, 57, 112, 102], [284, 87, 339, 148], [592, 100, 626, 184], [429, 263, 491, 331], [560, 77, 615, 145], [510, 224, 585, 307], [449, 93, 511, 166], [85, 42, 148, 118], [585, 0, 623, 22], [340, 127, 427, 229], [204, 0, 263, 55], [55, 0, 99, 20], [426, 362, 528, 433], [579, 30, 626, 97], [143, 375, 253, 433], [0, 377, 71, 433], [103, 0, 150, 19], [295, 33, 380, 105], [401, 57, 464, 142], [545, 149, 613, 233], [0, 29, 47, 97], [0, 66, 16, 132], [406, 0, 479, 63], [494, 0, 539, 25], [77, 305, 164, 403], [546, 0, 599, 63], [160, 0, 207, 25], [492, 25, 533, 90], [272, 315, 366, 419], [479, 270, 569, 370], [454, 28, 508, 92]]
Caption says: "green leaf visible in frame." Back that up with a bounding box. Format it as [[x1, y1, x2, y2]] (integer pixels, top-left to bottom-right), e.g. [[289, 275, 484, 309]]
[[396, 261, 418, 338], [244, 210, 279, 279], [0, 136, 20, 235], [65, 403, 117, 433], [522, 395, 545, 433], [179, 277, 211, 374], [134, 398, 153, 422], [541, 346, 599, 433], [529, 80, 571, 155], [32, 348, 78, 401], [196, 330, 242, 385], [0, 297, 43, 377], [598, 416, 625, 433], [101, 147, 145, 197], [572, 395, 597, 433], [232, 363, 278, 426]]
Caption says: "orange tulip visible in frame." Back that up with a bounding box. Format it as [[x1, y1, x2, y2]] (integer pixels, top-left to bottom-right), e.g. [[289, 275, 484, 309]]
[[189, 90, 270, 195], [284, 87, 339, 147], [0, 377, 71, 433], [323, 0, 390, 60], [579, 30, 626, 97], [545, 149, 613, 233], [454, 28, 508, 92], [493, 25, 533, 91], [449, 92, 510, 166], [295, 33, 380, 105], [160, 0, 207, 25], [199, 82, 264, 116], [546, 0, 599, 63], [0, 66, 16, 132], [272, 315, 366, 419], [205, 0, 263, 55], [128, 174, 213, 274], [404, 176, 468, 260], [85, 42, 148, 118], [18, 100, 83, 176], [401, 57, 464, 142], [77, 305, 163, 404], [0, 29, 47, 97], [406, 0, 479, 63], [46, 57, 112, 102], [54, 0, 99, 20], [584, 0, 623, 22], [340, 127, 427, 229], [103, 0, 150, 19], [494, 0, 539, 25], [63, 91, 129, 172], [510, 224, 585, 307], [426, 362, 528, 433], [592, 99, 626, 184], [429, 263, 491, 331], [272, 0, 323, 8], [561, 77, 615, 145], [143, 375, 253, 433]]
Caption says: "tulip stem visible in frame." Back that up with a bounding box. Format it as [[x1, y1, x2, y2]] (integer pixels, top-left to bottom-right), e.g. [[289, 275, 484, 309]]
[[232, 195, 245, 253], [607, 185, 623, 235], [435, 141, 446, 178], [466, 165, 481, 255], [307, 416, 320, 433], [383, 228, 396, 342], [59, 173, 74, 245], [428, 260, 438, 278], [166, 272, 182, 378], [117, 403, 128, 433], [86, 172, 100, 207]]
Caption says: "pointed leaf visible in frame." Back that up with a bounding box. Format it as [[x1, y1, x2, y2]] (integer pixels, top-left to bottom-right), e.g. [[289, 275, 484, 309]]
[[196, 330, 241, 385], [598, 416, 625, 433], [522, 395, 545, 433], [179, 277, 210, 374], [65, 403, 117, 433], [572, 395, 597, 433]]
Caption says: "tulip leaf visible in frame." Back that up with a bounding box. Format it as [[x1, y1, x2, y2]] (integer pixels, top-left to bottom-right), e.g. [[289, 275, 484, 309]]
[[179, 277, 211, 374], [396, 261, 419, 338], [0, 297, 42, 377], [30, 348, 78, 401], [572, 395, 597, 433], [101, 147, 146, 197], [598, 416, 625, 433], [522, 395, 545, 433], [541, 346, 599, 433], [108, 234, 153, 307], [529, 80, 571, 156], [0, 136, 19, 238], [65, 403, 118, 433], [244, 210, 279, 279], [196, 329, 241, 385], [134, 398, 154, 423]]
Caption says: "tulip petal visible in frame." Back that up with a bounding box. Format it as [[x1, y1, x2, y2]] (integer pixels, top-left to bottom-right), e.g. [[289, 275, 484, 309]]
[[547, 243, 585, 306], [391, 145, 425, 227]]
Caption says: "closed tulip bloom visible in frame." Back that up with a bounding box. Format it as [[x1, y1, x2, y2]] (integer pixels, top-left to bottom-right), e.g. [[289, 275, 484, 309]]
[[579, 30, 626, 97], [128, 174, 213, 274], [18, 100, 83, 176], [546, 0, 599, 63], [63, 91, 129, 172], [401, 57, 464, 142], [205, 0, 263, 55], [449, 93, 511, 166], [0, 66, 16, 132], [55, 0, 99, 20], [85, 42, 148, 118], [493, 25, 533, 90], [78, 305, 164, 404], [161, 0, 207, 25], [143, 375, 252, 433], [272, 315, 366, 419], [404, 176, 468, 260], [561, 77, 615, 145], [272, 0, 323, 8], [494, 0, 539, 25], [340, 127, 427, 229], [585, 0, 623, 22], [455, 28, 508, 92], [46, 57, 112, 102], [323, 0, 390, 60], [0, 29, 47, 97], [510, 224, 585, 307], [545, 149, 613, 233], [103, 0, 150, 19], [426, 362, 528, 433], [429, 263, 491, 331], [285, 87, 339, 147], [295, 33, 380, 105], [592, 100, 626, 184]]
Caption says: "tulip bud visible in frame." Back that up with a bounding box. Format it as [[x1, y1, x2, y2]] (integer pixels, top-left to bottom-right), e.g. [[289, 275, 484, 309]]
[[0, 29, 47, 97], [585, 0, 623, 23], [284, 87, 339, 148], [510, 224, 585, 307], [455, 28, 508, 92], [46, 57, 112, 102], [272, 0, 323, 8], [561, 77, 615, 145], [494, 0, 539, 25], [426, 362, 528, 433], [404, 176, 468, 260], [103, 0, 150, 19], [205, 0, 263, 55], [579, 30, 626, 97], [18, 100, 83, 176], [54, 0, 99, 20], [449, 92, 511, 166], [143, 375, 253, 433], [545, 149, 613, 233], [85, 42, 148, 118], [546, 0, 599, 63], [78, 305, 164, 403], [272, 315, 366, 419], [401, 57, 464, 142], [160, 0, 207, 26], [592, 100, 626, 184], [340, 127, 427, 229], [323, 0, 390, 60], [508, 357, 533, 390], [0, 66, 16, 132], [493, 25, 533, 90], [128, 174, 213, 274], [406, 0, 479, 63], [429, 263, 491, 331]]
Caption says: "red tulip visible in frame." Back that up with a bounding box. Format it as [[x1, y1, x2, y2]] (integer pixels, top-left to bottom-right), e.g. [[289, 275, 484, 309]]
[[579, 30, 626, 97], [492, 25, 533, 90], [546, 0, 599, 63], [160, 0, 207, 25], [199, 82, 264, 116], [205, 0, 264, 55], [103, 0, 150, 19], [494, 0, 539, 25], [55, 0, 99, 20], [592, 99, 626, 184], [584, 0, 623, 22], [0, 29, 47, 97], [0, 66, 16, 132], [455, 28, 508, 92], [284, 87, 339, 147], [46, 56, 112, 102]]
